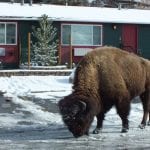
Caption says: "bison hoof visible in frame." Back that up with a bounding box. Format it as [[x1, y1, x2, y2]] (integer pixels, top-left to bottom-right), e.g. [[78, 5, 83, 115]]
[[139, 124, 146, 129], [93, 128, 102, 134], [147, 121, 150, 126], [121, 127, 129, 133]]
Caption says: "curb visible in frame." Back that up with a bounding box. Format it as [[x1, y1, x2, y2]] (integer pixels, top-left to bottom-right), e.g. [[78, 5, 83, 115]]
[[0, 70, 72, 77]]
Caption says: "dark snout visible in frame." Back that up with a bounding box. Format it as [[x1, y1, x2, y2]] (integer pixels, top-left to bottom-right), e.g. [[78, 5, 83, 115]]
[[72, 128, 89, 138], [73, 133, 83, 138], [70, 127, 86, 138]]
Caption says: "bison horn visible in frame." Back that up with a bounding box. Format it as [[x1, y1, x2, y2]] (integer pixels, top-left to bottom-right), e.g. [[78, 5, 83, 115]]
[[72, 105, 80, 116], [79, 101, 86, 111]]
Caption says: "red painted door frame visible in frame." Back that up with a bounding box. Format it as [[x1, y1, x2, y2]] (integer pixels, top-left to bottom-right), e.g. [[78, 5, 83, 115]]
[[122, 24, 137, 54]]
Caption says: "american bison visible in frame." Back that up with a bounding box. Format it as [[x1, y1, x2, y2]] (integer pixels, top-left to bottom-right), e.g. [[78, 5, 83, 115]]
[[58, 46, 150, 138]]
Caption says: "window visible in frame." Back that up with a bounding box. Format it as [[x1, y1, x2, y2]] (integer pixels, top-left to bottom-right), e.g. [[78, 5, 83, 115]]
[[61, 24, 102, 46], [0, 22, 17, 45], [72, 25, 92, 45], [62, 25, 71, 45], [0, 24, 5, 44]]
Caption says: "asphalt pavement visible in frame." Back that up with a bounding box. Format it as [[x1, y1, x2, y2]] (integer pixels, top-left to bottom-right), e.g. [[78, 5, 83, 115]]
[[0, 95, 149, 150]]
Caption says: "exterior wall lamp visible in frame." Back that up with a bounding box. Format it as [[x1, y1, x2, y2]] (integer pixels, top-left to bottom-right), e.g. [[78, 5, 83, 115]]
[[112, 24, 117, 30]]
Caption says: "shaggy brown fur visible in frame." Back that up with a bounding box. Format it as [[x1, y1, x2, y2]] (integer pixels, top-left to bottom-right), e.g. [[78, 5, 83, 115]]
[[59, 46, 150, 138]]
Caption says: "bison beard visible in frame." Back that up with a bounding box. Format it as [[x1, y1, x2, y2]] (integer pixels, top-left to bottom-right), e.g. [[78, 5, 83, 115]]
[[58, 46, 150, 138]]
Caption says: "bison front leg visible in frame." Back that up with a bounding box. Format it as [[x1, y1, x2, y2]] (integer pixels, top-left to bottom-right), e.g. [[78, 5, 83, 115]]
[[93, 112, 105, 134], [139, 91, 150, 129]]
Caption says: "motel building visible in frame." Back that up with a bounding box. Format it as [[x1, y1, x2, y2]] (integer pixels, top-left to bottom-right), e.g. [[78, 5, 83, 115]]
[[0, 2, 150, 68]]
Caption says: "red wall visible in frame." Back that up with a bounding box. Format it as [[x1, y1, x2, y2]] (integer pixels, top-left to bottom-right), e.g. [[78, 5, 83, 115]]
[[61, 45, 99, 65], [0, 45, 19, 65]]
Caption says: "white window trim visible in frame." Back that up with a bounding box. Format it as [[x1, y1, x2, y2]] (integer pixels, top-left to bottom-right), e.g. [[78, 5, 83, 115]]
[[0, 22, 17, 45], [61, 23, 103, 46], [74, 48, 93, 56]]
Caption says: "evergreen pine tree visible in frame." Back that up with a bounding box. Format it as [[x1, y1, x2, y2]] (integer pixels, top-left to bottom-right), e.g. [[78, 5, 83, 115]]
[[31, 14, 58, 66]]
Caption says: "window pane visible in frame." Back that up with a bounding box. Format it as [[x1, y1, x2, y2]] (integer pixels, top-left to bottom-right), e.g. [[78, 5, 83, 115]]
[[6, 24, 16, 44], [93, 26, 102, 45], [0, 24, 5, 44], [72, 25, 92, 45], [62, 25, 71, 45]]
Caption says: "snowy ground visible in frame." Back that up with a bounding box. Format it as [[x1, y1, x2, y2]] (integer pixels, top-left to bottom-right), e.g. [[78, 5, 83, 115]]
[[0, 75, 149, 150]]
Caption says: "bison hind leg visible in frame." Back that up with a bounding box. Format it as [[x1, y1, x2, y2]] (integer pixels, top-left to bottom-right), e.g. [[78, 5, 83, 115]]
[[139, 124, 146, 129], [139, 90, 150, 128]]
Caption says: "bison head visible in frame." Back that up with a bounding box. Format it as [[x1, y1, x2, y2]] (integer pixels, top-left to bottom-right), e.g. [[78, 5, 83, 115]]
[[58, 95, 93, 138]]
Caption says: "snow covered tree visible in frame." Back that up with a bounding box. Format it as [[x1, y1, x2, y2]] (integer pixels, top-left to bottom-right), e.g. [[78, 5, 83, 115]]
[[31, 14, 58, 66]]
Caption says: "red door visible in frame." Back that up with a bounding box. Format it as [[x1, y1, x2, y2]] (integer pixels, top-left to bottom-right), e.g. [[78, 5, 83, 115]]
[[122, 25, 137, 54]]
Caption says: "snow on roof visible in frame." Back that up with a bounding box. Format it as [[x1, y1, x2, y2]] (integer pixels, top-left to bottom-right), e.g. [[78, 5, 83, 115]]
[[0, 2, 150, 24]]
